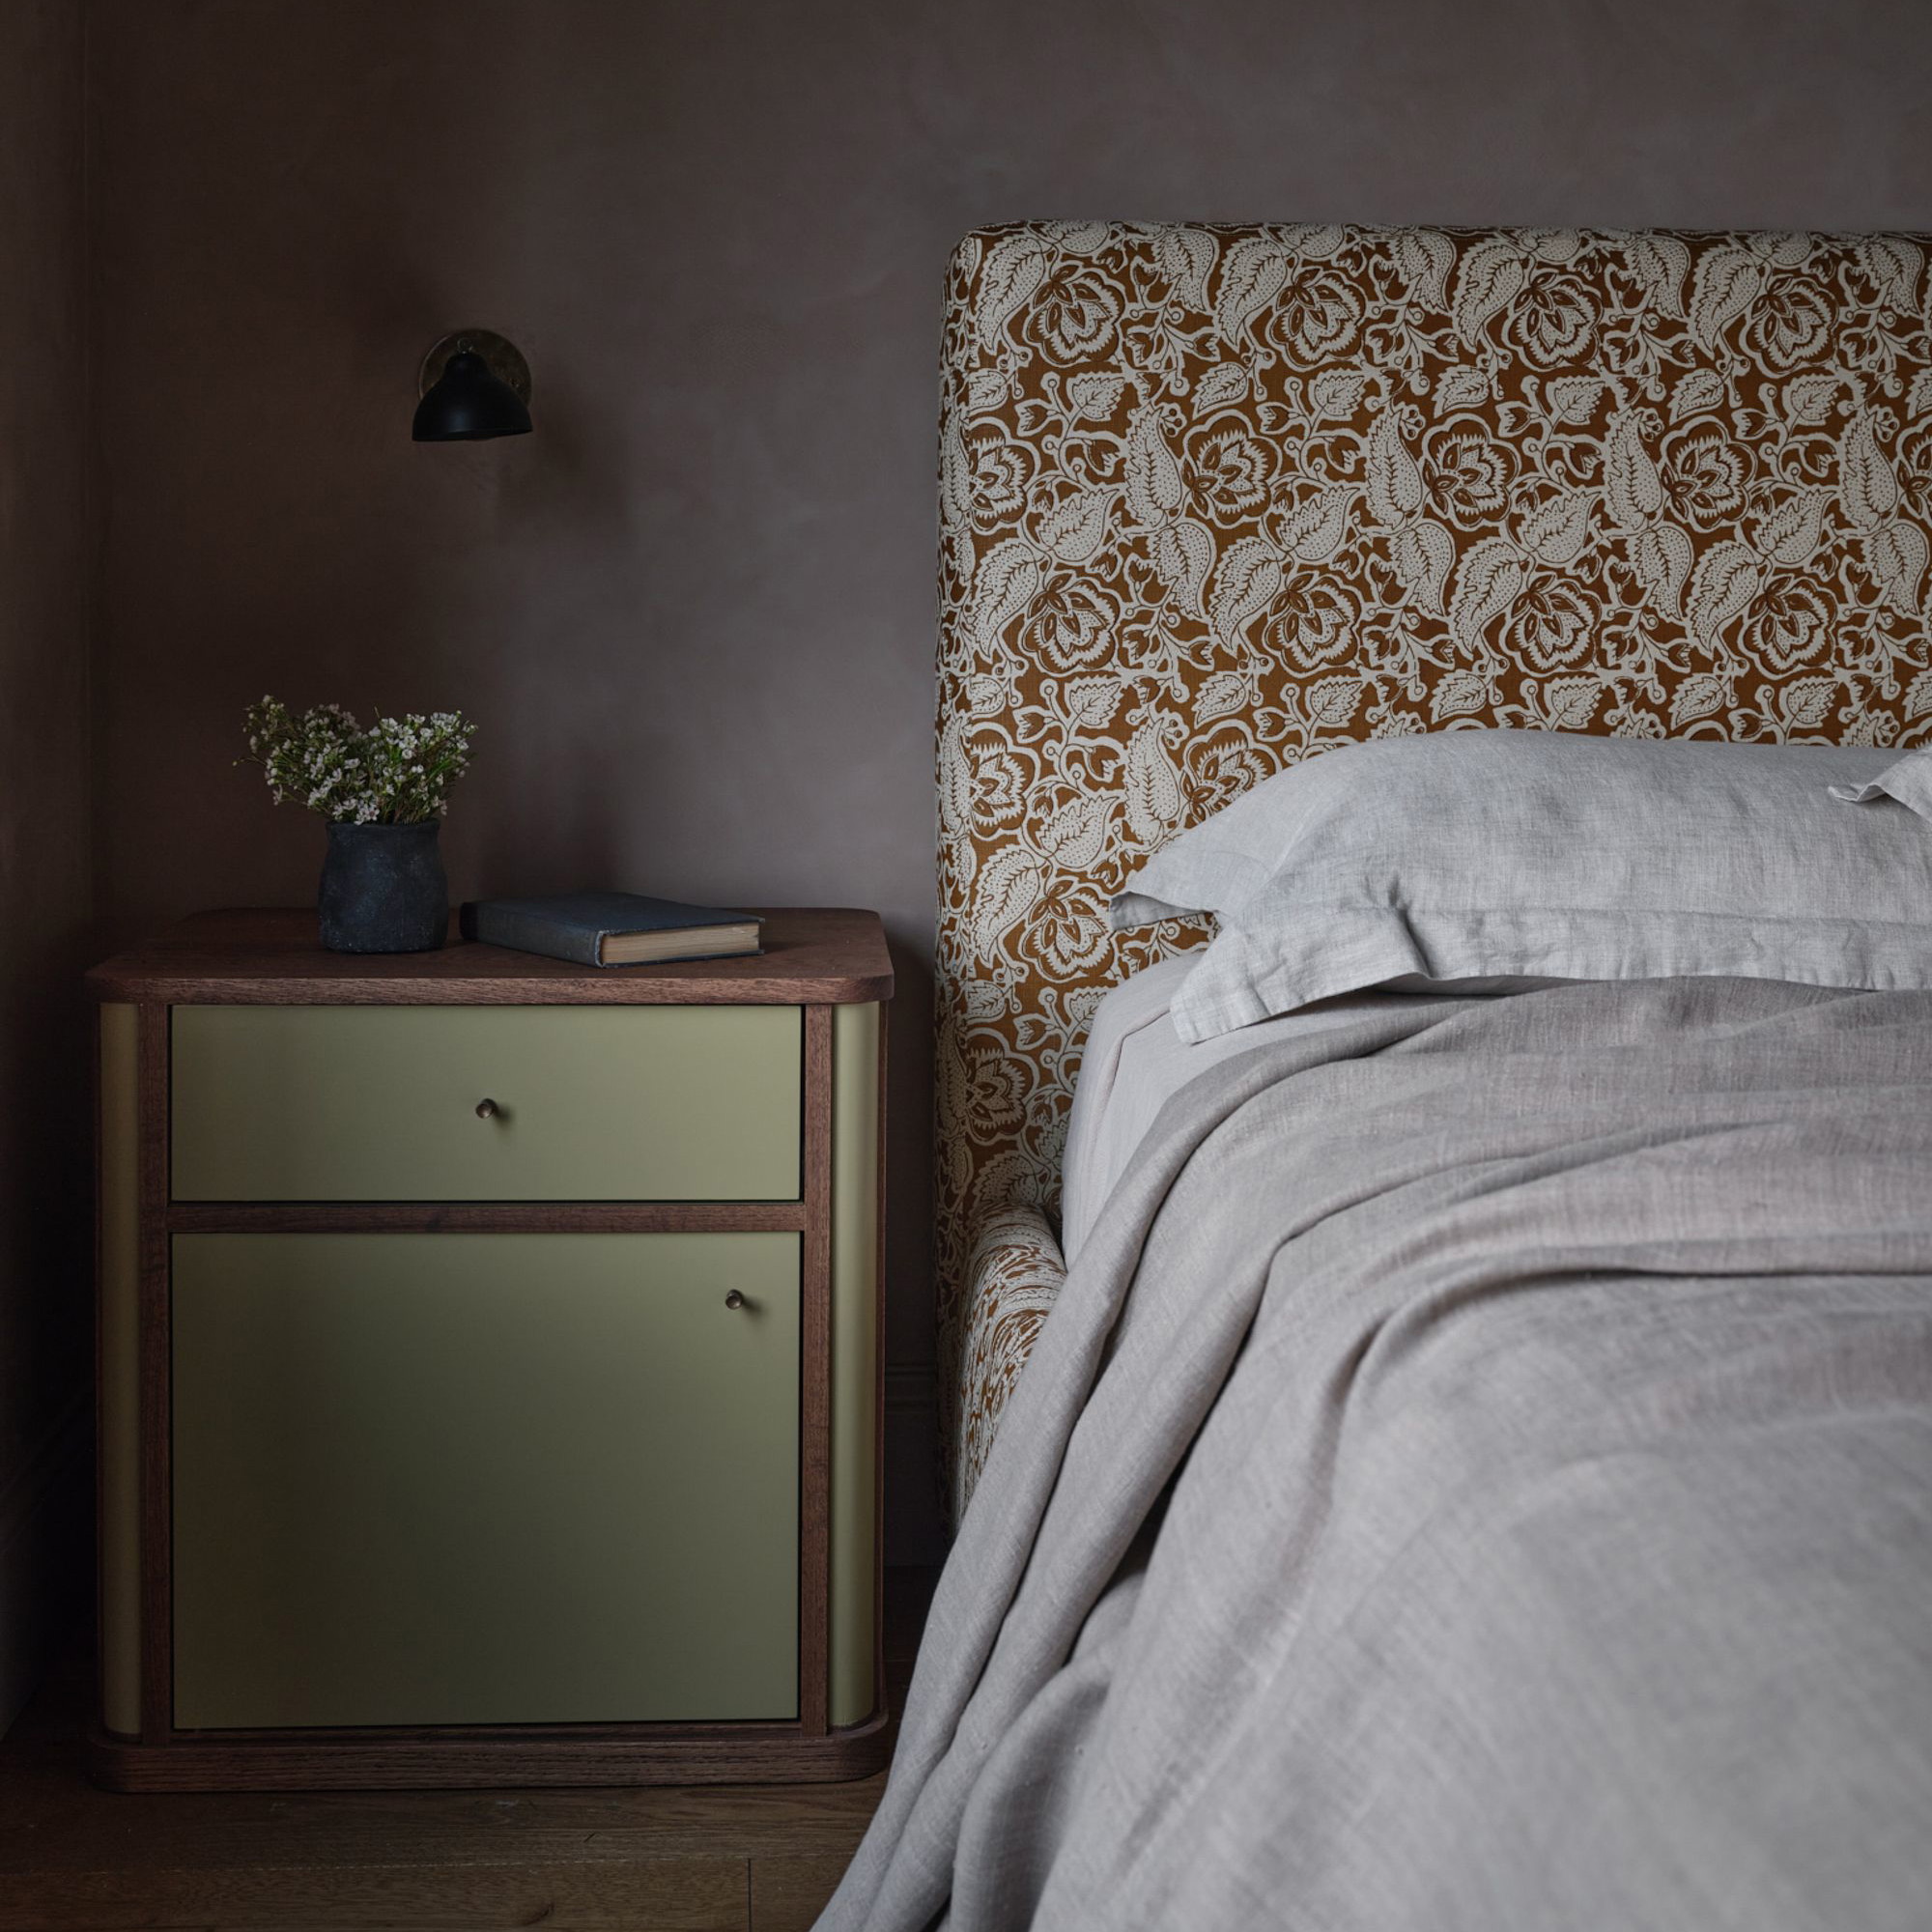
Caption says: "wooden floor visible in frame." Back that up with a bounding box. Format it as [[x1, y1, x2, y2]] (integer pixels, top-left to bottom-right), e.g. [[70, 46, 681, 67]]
[[0, 1570, 935, 1932]]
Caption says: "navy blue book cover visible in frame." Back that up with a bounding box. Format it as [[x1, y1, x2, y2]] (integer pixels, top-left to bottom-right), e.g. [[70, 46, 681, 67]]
[[459, 893, 763, 968]]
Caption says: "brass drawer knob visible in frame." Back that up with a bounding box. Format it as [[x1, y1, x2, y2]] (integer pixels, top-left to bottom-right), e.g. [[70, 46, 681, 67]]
[[474, 1098, 499, 1120], [724, 1291, 747, 1311]]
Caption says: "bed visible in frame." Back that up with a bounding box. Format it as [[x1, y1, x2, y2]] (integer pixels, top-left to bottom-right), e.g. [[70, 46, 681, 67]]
[[934, 221, 1932, 1520], [832, 223, 1932, 1932]]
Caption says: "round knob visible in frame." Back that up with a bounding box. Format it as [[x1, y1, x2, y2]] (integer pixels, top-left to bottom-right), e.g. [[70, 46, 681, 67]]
[[724, 1291, 747, 1311], [474, 1098, 498, 1120]]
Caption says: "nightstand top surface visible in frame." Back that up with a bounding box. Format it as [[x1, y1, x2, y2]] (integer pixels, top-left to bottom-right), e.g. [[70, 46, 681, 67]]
[[87, 907, 894, 1006]]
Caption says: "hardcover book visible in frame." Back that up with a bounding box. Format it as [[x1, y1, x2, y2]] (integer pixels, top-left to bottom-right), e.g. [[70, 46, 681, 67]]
[[458, 893, 763, 968]]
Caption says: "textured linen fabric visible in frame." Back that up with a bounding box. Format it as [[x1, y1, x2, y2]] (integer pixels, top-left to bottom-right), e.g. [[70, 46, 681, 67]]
[[933, 221, 1932, 1507], [827, 978, 1932, 1932], [1111, 730, 1932, 1041], [1061, 956, 1488, 1264], [1831, 745, 1932, 820], [992, 961, 1505, 1519]]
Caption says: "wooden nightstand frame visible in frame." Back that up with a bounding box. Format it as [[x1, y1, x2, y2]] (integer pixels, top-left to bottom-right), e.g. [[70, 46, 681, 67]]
[[86, 907, 893, 1791]]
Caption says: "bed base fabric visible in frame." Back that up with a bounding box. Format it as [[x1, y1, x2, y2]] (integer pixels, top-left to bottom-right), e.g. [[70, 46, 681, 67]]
[[953, 1208, 1066, 1522]]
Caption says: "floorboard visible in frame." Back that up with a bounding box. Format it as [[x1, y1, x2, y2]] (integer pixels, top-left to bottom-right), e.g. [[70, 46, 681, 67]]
[[750, 1855, 861, 1932], [0, 1567, 937, 1932]]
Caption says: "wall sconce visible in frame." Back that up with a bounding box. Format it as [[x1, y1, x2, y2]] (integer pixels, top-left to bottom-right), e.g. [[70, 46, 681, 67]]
[[412, 330, 533, 441]]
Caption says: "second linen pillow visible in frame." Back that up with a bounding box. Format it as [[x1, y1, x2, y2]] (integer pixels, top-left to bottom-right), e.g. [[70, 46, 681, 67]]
[[1111, 728, 1932, 1043]]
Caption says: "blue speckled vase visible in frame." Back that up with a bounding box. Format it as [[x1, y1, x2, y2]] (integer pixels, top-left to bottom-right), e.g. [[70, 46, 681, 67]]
[[317, 821, 448, 953]]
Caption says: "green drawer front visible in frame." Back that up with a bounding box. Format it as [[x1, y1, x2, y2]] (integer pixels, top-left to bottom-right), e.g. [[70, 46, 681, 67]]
[[172, 1005, 802, 1201], [173, 1233, 800, 1729]]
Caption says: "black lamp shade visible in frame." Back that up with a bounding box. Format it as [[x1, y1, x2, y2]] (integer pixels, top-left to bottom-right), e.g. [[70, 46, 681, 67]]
[[412, 350, 532, 441]]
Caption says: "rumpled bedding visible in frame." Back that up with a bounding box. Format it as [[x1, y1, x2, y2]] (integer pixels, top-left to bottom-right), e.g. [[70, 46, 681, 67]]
[[1060, 958, 1508, 1265], [825, 978, 1932, 1931]]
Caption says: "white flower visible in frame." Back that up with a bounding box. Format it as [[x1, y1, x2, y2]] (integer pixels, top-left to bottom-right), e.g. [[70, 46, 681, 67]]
[[242, 695, 474, 825]]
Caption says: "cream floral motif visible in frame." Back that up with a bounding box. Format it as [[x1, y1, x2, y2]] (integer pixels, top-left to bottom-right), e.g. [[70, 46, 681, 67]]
[[935, 224, 1932, 1513], [953, 1208, 1067, 1521]]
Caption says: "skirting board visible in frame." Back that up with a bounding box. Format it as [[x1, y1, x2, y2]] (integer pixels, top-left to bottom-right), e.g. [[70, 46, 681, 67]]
[[0, 1394, 92, 1741]]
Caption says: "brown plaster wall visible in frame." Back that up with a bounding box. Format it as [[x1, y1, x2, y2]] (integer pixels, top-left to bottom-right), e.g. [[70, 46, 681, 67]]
[[85, 0, 1932, 1554], [0, 0, 91, 1724]]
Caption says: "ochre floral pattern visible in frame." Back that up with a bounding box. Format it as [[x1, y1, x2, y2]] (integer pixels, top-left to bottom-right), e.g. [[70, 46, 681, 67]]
[[953, 1208, 1067, 1520], [935, 223, 1932, 1512]]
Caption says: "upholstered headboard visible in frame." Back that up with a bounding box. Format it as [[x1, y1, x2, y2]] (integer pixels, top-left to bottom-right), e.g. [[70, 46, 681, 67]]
[[935, 222, 1932, 1503]]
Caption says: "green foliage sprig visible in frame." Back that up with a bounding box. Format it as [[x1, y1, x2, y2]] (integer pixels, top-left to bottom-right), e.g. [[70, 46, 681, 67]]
[[240, 696, 475, 825]]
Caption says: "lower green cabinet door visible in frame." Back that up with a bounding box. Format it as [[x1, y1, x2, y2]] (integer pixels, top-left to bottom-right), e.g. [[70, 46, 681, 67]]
[[171, 1233, 800, 1730]]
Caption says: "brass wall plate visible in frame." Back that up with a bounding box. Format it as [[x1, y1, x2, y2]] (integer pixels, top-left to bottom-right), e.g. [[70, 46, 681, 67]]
[[417, 329, 532, 403]]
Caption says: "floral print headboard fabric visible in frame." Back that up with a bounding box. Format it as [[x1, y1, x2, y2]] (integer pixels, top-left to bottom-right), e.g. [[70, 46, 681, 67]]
[[934, 222, 1932, 1501]]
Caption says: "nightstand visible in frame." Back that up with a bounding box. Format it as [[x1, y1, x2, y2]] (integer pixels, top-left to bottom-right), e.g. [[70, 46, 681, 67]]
[[86, 907, 892, 1791]]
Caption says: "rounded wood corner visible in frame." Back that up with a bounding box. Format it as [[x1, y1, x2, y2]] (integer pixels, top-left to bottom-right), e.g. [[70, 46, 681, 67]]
[[821, 1702, 894, 1778], [84, 1727, 149, 1794]]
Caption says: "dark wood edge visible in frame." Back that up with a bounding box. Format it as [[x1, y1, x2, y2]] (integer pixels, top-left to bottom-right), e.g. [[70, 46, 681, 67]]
[[135, 1005, 171, 1745], [164, 1202, 810, 1235], [90, 1010, 107, 1732], [144, 1713, 823, 1744], [85, 971, 897, 1008], [873, 1001, 890, 1726], [83, 909, 893, 1008], [798, 1006, 833, 1738], [85, 1708, 892, 1792]]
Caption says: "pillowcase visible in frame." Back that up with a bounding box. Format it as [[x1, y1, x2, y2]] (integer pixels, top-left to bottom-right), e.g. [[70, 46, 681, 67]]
[[1830, 746, 1932, 821], [1111, 728, 1932, 1044]]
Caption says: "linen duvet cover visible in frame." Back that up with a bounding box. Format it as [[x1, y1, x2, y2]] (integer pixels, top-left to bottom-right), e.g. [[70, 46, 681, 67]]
[[828, 978, 1932, 1931]]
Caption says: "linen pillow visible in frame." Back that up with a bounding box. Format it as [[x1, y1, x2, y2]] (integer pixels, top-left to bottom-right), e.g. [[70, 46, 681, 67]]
[[1111, 728, 1932, 1044], [1830, 746, 1932, 822]]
